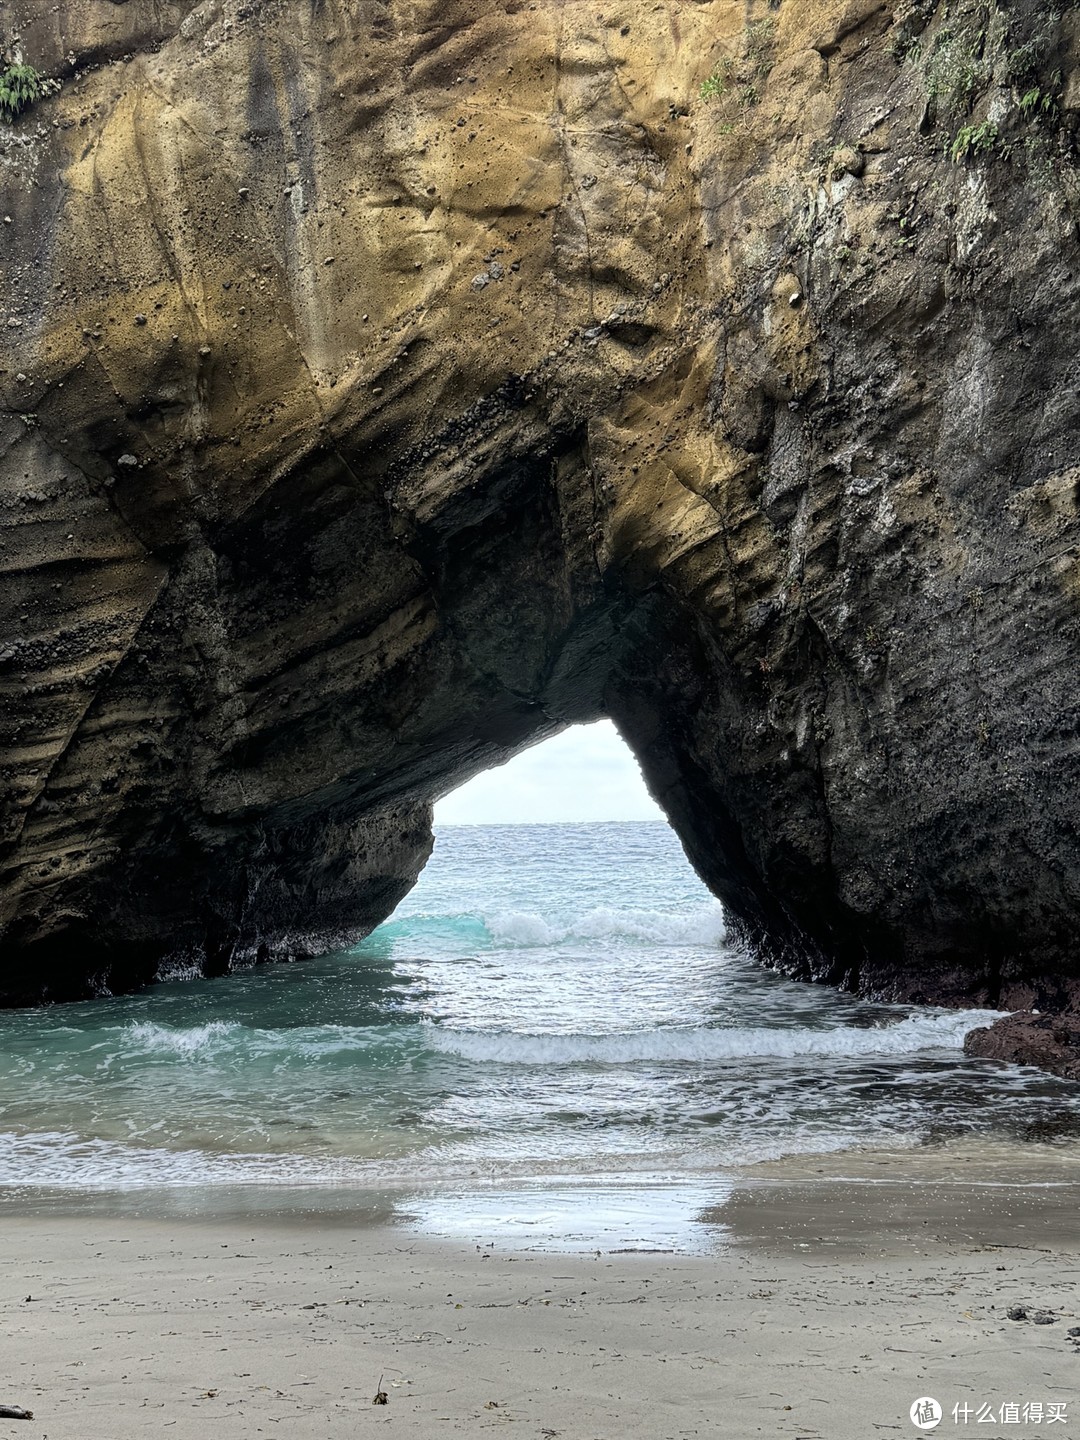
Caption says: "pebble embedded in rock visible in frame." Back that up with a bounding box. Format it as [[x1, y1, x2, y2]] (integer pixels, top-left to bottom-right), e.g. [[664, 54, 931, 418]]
[[830, 145, 865, 180], [1007, 1305, 1028, 1321], [1033, 1311, 1056, 1325]]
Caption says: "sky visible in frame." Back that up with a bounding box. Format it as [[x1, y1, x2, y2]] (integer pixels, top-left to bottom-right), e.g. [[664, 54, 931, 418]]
[[433, 719, 666, 825]]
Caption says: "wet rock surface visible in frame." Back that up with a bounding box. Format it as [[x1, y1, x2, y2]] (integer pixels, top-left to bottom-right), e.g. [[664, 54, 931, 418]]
[[965, 1014, 1080, 1083], [3, 0, 1080, 1006]]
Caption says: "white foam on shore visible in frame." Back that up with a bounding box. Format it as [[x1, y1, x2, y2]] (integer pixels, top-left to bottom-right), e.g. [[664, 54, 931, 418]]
[[0, 1126, 910, 1192], [0, 1131, 371, 1189], [424, 1009, 1004, 1066]]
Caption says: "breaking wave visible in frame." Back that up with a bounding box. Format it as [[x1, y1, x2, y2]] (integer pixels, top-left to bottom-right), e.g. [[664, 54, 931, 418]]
[[118, 1020, 407, 1063], [114, 1005, 1001, 1071], [123, 1020, 242, 1057], [488, 904, 726, 947], [377, 902, 726, 950], [424, 1009, 1003, 1066]]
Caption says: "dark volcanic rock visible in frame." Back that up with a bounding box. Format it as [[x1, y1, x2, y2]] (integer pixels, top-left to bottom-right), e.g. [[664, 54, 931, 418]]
[[964, 1014, 1080, 1083], [3, 0, 1080, 1006]]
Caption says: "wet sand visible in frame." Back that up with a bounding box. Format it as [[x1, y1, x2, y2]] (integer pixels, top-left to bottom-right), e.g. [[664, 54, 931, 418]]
[[2, 1164, 1079, 1439], [719, 1139, 1080, 1256]]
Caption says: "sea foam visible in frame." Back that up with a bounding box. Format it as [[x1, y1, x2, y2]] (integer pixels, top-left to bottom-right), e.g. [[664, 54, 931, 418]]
[[423, 1008, 1004, 1066], [124, 1020, 243, 1057], [0, 1130, 372, 1189], [377, 902, 726, 951], [118, 1020, 399, 1062]]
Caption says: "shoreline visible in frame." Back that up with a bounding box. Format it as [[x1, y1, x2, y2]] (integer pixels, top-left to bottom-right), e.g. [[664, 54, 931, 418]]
[[3, 1131, 1080, 1244]]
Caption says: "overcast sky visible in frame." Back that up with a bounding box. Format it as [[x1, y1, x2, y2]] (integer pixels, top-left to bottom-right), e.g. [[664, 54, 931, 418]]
[[434, 719, 666, 825]]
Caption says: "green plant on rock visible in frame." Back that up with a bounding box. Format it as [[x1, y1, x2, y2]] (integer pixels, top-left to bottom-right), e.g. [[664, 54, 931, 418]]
[[889, 28, 923, 64], [950, 119, 999, 163], [700, 20, 775, 109], [924, 25, 990, 117], [744, 18, 776, 65], [1019, 133, 1059, 192], [699, 57, 733, 102], [907, 2, 1070, 163], [742, 17, 776, 94], [0, 63, 45, 121], [1019, 85, 1059, 121], [1003, 29, 1057, 88]]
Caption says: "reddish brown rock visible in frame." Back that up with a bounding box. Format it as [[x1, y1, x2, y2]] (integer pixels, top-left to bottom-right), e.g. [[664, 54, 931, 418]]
[[964, 1013, 1080, 1083]]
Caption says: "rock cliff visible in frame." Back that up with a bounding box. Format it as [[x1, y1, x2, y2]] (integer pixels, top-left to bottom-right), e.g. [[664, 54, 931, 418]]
[[3, 0, 1080, 1009]]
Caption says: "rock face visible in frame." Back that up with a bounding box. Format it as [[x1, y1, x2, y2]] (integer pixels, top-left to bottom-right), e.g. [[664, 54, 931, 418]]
[[3, 0, 1080, 1007]]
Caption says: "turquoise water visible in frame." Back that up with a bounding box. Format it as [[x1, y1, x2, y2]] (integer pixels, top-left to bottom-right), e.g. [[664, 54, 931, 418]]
[[0, 822, 1078, 1223]]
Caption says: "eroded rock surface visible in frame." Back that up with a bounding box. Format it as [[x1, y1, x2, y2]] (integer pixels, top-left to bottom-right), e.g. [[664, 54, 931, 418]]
[[3, 0, 1080, 1006]]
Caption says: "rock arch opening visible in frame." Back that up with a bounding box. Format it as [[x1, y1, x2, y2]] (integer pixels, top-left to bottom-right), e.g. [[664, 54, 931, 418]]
[[432, 721, 664, 827], [3, 402, 1077, 1013]]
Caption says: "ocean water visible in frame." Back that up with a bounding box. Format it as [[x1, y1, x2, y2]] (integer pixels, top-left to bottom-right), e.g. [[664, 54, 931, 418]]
[[2, 822, 1079, 1244]]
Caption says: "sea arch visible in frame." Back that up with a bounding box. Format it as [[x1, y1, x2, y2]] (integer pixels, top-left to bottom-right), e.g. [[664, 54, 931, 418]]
[[3, 0, 1080, 1010]]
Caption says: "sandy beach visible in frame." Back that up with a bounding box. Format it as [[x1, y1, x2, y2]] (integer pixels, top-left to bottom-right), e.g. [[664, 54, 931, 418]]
[[3, 1164, 1078, 1440]]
